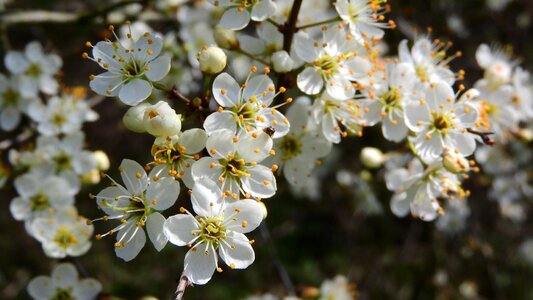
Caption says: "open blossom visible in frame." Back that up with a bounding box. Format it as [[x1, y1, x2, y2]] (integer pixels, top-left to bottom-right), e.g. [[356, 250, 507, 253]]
[[358, 62, 417, 142], [92, 159, 180, 261], [204, 71, 290, 139], [27, 263, 102, 300], [164, 177, 263, 284], [10, 171, 76, 235], [86, 27, 171, 105], [32, 207, 94, 258], [319, 275, 357, 300], [385, 159, 467, 221], [0, 74, 38, 131], [475, 43, 515, 90], [209, 0, 276, 30], [192, 129, 276, 200], [149, 128, 208, 188], [294, 24, 372, 99], [398, 37, 457, 85], [27, 94, 98, 136], [472, 84, 517, 142], [312, 92, 362, 143], [335, 0, 394, 40], [270, 97, 332, 186], [4, 41, 62, 96], [404, 82, 479, 163]]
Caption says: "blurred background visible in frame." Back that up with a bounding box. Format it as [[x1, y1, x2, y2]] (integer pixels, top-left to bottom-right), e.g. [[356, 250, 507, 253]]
[[1, 0, 533, 299]]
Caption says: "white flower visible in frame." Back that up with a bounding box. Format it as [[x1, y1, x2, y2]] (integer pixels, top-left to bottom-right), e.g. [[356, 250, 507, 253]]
[[163, 177, 263, 284], [0, 74, 38, 131], [358, 62, 417, 142], [404, 82, 479, 163], [335, 0, 394, 40], [210, 0, 277, 30], [312, 92, 362, 143], [385, 159, 466, 221], [475, 44, 515, 89], [192, 129, 276, 200], [10, 171, 76, 234], [143, 101, 182, 137], [27, 263, 102, 300], [294, 25, 371, 99], [92, 159, 180, 261], [32, 208, 94, 258], [319, 275, 355, 300], [204, 71, 290, 138], [86, 27, 171, 105], [27, 94, 98, 136], [472, 84, 517, 142], [360, 147, 385, 169], [123, 102, 150, 133], [269, 97, 332, 186], [512, 67, 533, 120], [4, 41, 62, 97], [398, 37, 457, 85], [149, 128, 208, 188]]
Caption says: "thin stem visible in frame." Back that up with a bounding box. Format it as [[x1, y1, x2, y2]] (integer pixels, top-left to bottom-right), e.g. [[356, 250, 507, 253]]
[[233, 48, 271, 67], [296, 16, 342, 31], [173, 273, 191, 300], [266, 18, 280, 28], [259, 222, 296, 296], [406, 137, 428, 168], [282, 0, 303, 53]]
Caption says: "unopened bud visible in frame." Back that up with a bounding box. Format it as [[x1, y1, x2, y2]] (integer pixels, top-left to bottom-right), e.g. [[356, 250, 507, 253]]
[[197, 46, 227, 74], [360, 147, 385, 169], [81, 169, 101, 185], [123, 103, 150, 133], [271, 50, 294, 73], [443, 152, 470, 174], [484, 62, 512, 87], [93, 150, 110, 171], [214, 25, 239, 49], [257, 201, 268, 220], [143, 101, 182, 137]]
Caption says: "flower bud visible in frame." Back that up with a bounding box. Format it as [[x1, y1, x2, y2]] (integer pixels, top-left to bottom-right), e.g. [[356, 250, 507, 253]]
[[81, 169, 101, 185], [123, 103, 150, 133], [258, 201, 268, 220], [484, 62, 512, 87], [271, 50, 294, 73], [143, 101, 182, 137], [93, 150, 110, 171], [360, 147, 385, 169], [214, 25, 239, 49], [197, 46, 227, 74], [443, 152, 470, 174]]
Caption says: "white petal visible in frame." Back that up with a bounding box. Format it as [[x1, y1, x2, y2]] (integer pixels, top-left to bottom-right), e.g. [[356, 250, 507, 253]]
[[241, 165, 276, 198], [223, 200, 263, 233], [321, 112, 341, 144], [404, 103, 431, 132], [297, 67, 323, 95], [283, 158, 313, 186], [390, 192, 410, 217], [146, 212, 168, 251], [27, 276, 55, 299], [256, 108, 290, 138], [115, 226, 146, 261], [206, 129, 236, 158], [0, 106, 20, 131], [237, 131, 273, 162], [183, 245, 217, 285], [96, 186, 130, 216], [475, 44, 492, 68], [4, 51, 28, 74], [220, 8, 251, 30], [14, 173, 38, 197], [52, 263, 78, 288], [146, 177, 180, 211], [89, 72, 123, 97], [164, 213, 199, 246], [243, 75, 275, 106], [38, 75, 59, 95], [118, 78, 152, 106], [180, 129, 208, 154], [191, 177, 224, 217], [326, 74, 354, 100], [219, 231, 255, 268], [212, 73, 241, 107], [250, 0, 276, 21], [203, 111, 237, 136], [72, 279, 102, 300], [382, 114, 408, 142], [145, 55, 171, 81], [191, 157, 222, 183], [9, 197, 30, 221], [120, 159, 148, 195]]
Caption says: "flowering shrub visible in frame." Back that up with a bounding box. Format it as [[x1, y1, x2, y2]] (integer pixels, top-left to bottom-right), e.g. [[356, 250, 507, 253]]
[[1, 0, 533, 299]]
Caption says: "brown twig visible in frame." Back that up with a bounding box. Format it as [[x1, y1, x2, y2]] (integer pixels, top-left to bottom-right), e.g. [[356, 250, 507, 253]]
[[467, 128, 496, 146], [281, 0, 302, 53], [173, 274, 191, 300]]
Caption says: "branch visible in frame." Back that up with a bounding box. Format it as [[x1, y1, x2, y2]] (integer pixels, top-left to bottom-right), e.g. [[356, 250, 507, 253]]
[[173, 274, 191, 300], [281, 0, 302, 53], [467, 128, 496, 146]]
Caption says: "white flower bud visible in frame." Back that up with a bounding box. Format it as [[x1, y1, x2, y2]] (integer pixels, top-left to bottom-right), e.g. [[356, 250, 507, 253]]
[[271, 50, 294, 73], [442, 152, 470, 174], [93, 150, 110, 171], [81, 169, 101, 185], [123, 103, 150, 133], [214, 25, 239, 49], [360, 147, 385, 169], [143, 101, 182, 137], [258, 201, 268, 220], [484, 62, 512, 87], [197, 46, 227, 74]]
